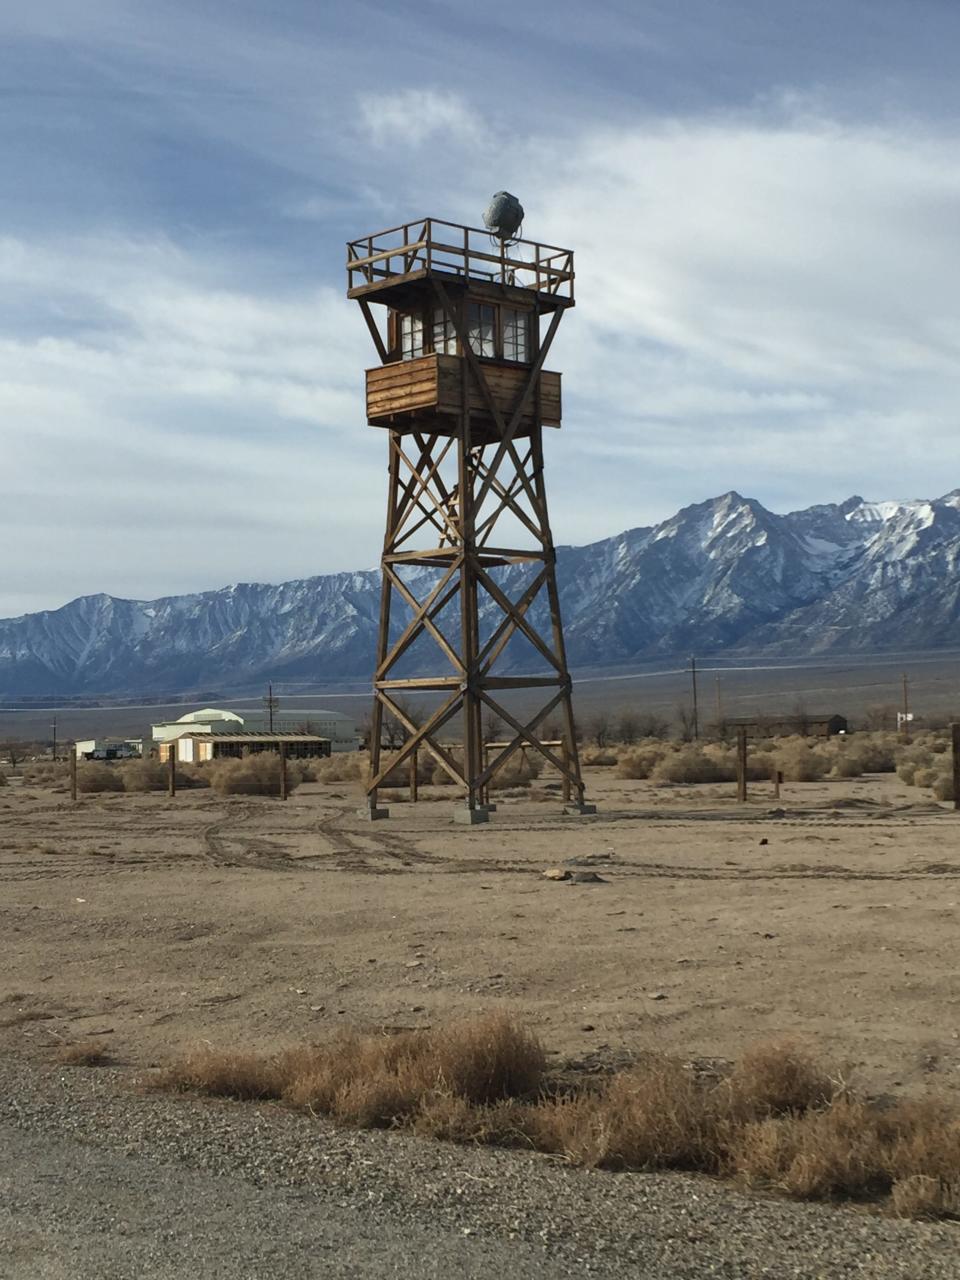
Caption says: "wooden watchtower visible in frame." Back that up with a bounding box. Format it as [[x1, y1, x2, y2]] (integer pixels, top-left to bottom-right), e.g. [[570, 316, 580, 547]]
[[347, 214, 593, 820]]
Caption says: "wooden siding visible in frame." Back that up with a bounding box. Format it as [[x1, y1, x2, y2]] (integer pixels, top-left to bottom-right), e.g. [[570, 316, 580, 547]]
[[366, 354, 561, 429]]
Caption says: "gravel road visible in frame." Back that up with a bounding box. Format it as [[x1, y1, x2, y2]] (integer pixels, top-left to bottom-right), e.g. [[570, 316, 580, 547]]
[[1, 1056, 957, 1279]]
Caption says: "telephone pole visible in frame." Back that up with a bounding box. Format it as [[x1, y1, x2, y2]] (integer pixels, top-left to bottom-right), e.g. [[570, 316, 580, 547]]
[[262, 683, 279, 734], [690, 656, 700, 741], [51, 715, 57, 762], [715, 674, 723, 734], [901, 671, 910, 736]]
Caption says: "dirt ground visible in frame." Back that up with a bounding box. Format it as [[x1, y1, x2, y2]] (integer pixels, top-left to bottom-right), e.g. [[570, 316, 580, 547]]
[[1, 767, 958, 1099]]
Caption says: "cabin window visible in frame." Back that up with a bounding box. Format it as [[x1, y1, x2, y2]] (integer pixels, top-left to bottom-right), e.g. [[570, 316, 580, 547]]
[[400, 312, 423, 360], [502, 308, 529, 362], [431, 307, 457, 355], [466, 302, 496, 358]]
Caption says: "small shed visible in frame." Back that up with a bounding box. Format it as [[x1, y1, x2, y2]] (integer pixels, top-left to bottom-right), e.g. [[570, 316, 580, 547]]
[[161, 733, 331, 763], [723, 714, 848, 740]]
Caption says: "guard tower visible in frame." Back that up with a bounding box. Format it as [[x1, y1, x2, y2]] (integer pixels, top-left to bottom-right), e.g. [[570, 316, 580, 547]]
[[347, 203, 593, 821]]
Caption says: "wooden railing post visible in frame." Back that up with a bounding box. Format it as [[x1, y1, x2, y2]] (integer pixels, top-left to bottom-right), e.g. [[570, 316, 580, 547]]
[[736, 727, 748, 803]]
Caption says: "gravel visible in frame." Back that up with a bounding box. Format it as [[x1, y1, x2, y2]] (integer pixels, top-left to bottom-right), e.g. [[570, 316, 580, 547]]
[[1, 1055, 958, 1278]]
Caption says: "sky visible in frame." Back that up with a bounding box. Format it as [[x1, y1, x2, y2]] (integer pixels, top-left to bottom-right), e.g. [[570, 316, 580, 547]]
[[3, 0, 960, 617]]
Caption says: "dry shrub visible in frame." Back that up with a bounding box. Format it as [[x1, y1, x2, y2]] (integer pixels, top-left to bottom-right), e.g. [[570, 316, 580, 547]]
[[160, 1013, 545, 1130], [488, 752, 542, 790], [22, 761, 69, 787], [208, 752, 301, 797], [890, 1175, 960, 1219], [829, 752, 863, 779], [616, 743, 669, 779], [153, 1022, 960, 1219], [652, 746, 734, 784], [848, 736, 897, 773], [725, 1038, 835, 1119], [0, 770, 6, 787], [532, 1058, 720, 1171], [774, 740, 828, 782], [76, 762, 124, 793], [315, 753, 367, 783], [119, 759, 208, 792], [581, 748, 619, 767], [153, 1045, 287, 1099], [55, 1039, 111, 1067], [930, 772, 955, 802], [896, 744, 935, 786], [746, 750, 777, 781]]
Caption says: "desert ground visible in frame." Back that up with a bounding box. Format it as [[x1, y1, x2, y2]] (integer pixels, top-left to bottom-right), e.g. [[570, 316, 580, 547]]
[[2, 764, 958, 1102]]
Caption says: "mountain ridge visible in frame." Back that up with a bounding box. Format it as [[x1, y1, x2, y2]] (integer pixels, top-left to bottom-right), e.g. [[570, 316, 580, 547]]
[[2, 490, 959, 697]]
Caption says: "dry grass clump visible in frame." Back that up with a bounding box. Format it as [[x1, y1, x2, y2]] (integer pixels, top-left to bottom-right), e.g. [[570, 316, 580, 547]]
[[930, 772, 955, 802], [208, 752, 302, 797], [118, 759, 209, 792], [773, 740, 829, 782], [156, 1013, 545, 1129], [581, 748, 619, 767], [22, 761, 69, 786], [896, 743, 936, 785], [616, 742, 670, 779], [55, 1039, 111, 1066], [0, 770, 6, 787], [314, 752, 367, 783], [652, 746, 734, 784], [488, 752, 543, 790], [847, 735, 898, 773], [153, 1021, 960, 1219], [76, 762, 125, 793]]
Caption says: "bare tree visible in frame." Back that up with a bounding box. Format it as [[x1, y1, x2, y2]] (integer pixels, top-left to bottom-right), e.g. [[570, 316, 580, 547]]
[[791, 698, 811, 736], [616, 710, 640, 745], [2, 741, 25, 770], [675, 703, 697, 743], [588, 711, 611, 748], [863, 704, 896, 732], [482, 710, 504, 743], [636, 713, 671, 740]]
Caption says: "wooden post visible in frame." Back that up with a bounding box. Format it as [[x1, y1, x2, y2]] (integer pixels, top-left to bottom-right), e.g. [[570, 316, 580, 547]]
[[279, 741, 288, 802], [408, 748, 418, 803], [167, 745, 176, 798], [69, 746, 77, 802], [736, 727, 748, 803], [772, 768, 782, 801], [952, 723, 960, 812], [561, 738, 572, 804]]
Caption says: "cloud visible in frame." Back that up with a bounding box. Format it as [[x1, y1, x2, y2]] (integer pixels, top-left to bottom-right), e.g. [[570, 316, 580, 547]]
[[358, 88, 484, 148]]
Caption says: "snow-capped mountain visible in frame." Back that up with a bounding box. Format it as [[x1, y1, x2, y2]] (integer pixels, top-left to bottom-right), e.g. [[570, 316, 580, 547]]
[[2, 491, 959, 697]]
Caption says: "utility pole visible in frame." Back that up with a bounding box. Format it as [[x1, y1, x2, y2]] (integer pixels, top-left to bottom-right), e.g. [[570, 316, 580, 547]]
[[901, 671, 910, 736], [263, 683, 279, 733], [690, 656, 700, 741], [51, 715, 57, 762], [715, 674, 723, 735]]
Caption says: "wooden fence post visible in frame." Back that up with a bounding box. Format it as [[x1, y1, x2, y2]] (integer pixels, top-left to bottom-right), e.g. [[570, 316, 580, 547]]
[[561, 738, 572, 804], [736, 727, 748, 803], [772, 768, 782, 801], [279, 741, 288, 801], [69, 746, 78, 802], [409, 748, 418, 803], [952, 723, 960, 812], [168, 745, 176, 798]]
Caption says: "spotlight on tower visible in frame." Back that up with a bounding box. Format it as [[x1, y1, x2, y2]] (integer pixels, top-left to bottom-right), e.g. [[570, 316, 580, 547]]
[[482, 191, 524, 242]]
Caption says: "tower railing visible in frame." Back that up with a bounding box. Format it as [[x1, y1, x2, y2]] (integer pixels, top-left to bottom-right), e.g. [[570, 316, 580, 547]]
[[346, 218, 574, 301]]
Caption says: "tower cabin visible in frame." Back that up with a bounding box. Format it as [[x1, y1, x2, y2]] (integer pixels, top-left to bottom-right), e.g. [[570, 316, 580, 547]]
[[346, 218, 573, 445]]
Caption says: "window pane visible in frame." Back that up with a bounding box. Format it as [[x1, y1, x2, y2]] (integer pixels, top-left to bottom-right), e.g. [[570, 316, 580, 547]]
[[432, 306, 456, 355], [400, 313, 423, 360], [467, 302, 495, 357], [503, 308, 528, 362]]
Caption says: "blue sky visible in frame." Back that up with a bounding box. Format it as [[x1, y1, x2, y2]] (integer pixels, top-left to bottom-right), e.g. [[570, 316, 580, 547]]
[[3, 0, 960, 616]]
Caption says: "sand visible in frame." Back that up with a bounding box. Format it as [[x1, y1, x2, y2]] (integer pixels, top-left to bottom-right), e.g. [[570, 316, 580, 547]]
[[1, 767, 958, 1098]]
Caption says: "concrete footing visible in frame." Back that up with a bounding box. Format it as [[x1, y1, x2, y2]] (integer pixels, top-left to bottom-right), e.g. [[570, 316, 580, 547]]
[[357, 806, 390, 820], [563, 802, 598, 816], [453, 807, 490, 825]]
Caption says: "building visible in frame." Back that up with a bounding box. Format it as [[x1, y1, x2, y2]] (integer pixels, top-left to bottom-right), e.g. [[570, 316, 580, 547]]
[[74, 738, 143, 761], [160, 732, 331, 763], [151, 706, 357, 752], [723, 714, 848, 739]]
